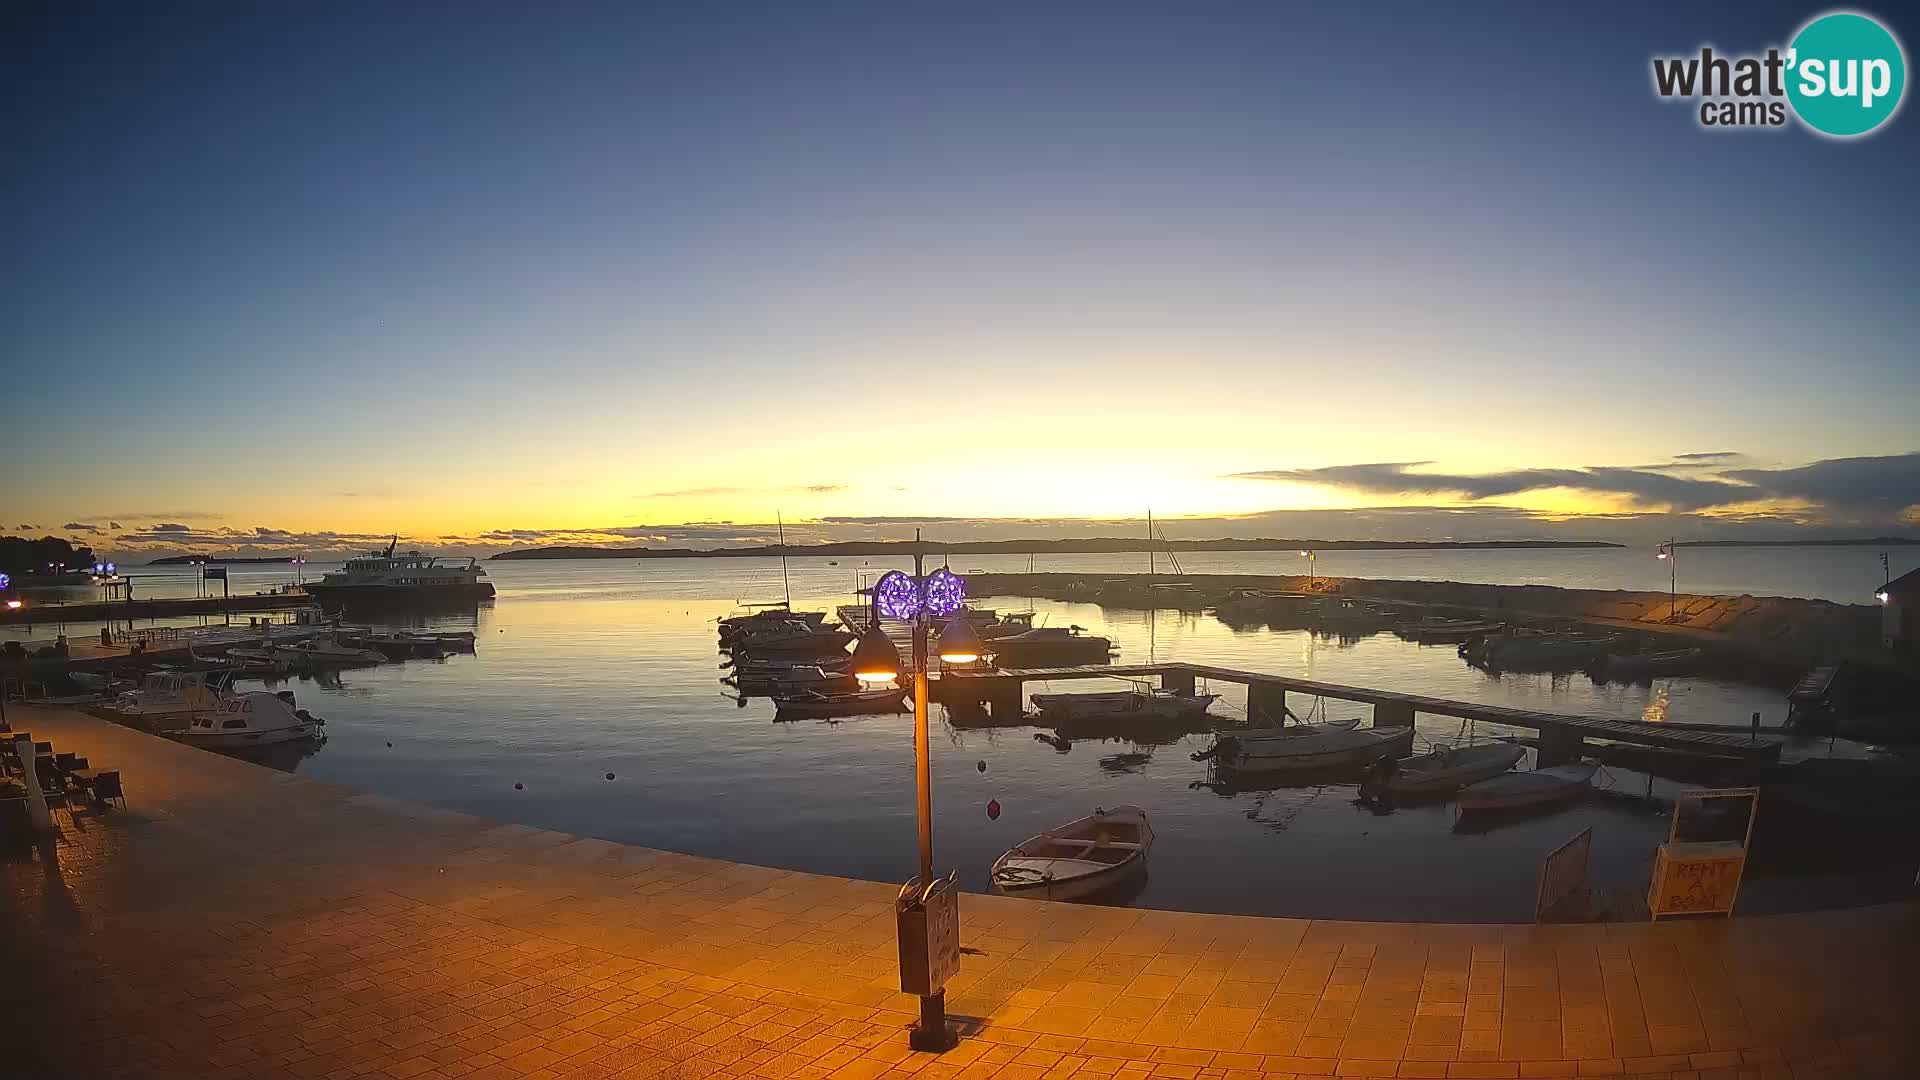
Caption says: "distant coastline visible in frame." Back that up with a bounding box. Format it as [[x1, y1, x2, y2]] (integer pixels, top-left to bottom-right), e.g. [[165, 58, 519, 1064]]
[[490, 538, 1625, 561], [145, 555, 295, 565], [1675, 537, 1920, 548]]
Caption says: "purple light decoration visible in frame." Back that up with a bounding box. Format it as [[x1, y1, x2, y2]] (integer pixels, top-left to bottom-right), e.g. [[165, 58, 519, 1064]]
[[874, 570, 921, 619], [923, 568, 966, 617]]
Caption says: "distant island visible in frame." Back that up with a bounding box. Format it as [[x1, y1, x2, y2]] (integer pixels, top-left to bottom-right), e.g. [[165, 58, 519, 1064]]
[[492, 538, 1625, 560], [1675, 537, 1920, 548], [147, 555, 295, 565]]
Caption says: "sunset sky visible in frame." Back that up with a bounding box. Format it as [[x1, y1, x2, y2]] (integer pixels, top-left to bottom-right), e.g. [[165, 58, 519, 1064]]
[[7, 3, 1917, 558]]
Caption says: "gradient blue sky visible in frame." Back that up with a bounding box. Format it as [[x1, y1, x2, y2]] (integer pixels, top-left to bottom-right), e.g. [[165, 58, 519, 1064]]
[[6, 2, 1917, 555]]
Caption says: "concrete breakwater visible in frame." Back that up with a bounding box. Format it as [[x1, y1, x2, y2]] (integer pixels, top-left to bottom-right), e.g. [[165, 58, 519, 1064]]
[[970, 572, 1890, 669]]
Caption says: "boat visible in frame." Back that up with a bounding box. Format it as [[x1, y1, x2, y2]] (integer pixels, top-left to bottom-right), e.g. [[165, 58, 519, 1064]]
[[1593, 648, 1702, 681], [336, 630, 455, 659], [68, 670, 119, 693], [718, 606, 828, 643], [725, 663, 855, 691], [1401, 617, 1506, 644], [771, 687, 908, 719], [1030, 688, 1217, 723], [987, 626, 1115, 665], [729, 619, 854, 651], [1460, 630, 1617, 670], [105, 671, 232, 727], [269, 638, 387, 666], [990, 805, 1153, 902], [1195, 720, 1413, 774], [301, 537, 495, 609], [1376, 743, 1526, 796], [177, 691, 325, 750], [1455, 763, 1597, 813]]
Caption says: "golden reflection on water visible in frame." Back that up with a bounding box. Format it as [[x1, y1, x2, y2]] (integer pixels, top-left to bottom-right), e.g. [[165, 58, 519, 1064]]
[[1640, 684, 1670, 724]]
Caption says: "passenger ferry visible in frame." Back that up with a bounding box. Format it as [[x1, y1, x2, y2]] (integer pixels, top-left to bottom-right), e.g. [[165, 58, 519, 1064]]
[[302, 538, 495, 609]]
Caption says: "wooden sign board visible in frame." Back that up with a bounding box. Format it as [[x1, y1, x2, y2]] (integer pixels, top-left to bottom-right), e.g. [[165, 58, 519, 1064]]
[[1648, 787, 1758, 920]]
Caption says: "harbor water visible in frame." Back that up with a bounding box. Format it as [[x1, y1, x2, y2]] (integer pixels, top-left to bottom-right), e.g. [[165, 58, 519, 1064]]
[[21, 551, 1905, 923]]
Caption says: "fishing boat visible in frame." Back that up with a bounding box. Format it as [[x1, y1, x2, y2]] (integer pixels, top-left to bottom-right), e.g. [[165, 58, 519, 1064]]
[[302, 538, 494, 609], [729, 622, 855, 655], [1030, 688, 1217, 723], [718, 606, 828, 643], [1195, 720, 1412, 774], [336, 630, 454, 659], [987, 625, 1115, 665], [177, 691, 325, 750], [990, 805, 1153, 902], [270, 638, 387, 666], [1593, 648, 1702, 681], [1376, 743, 1526, 796], [1455, 763, 1597, 813], [771, 687, 908, 719]]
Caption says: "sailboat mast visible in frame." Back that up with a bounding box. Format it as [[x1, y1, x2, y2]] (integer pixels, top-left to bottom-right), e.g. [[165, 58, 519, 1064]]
[[777, 511, 793, 610], [1146, 510, 1154, 578]]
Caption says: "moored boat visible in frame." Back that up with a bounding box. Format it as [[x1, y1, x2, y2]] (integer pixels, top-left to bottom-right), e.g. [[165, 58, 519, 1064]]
[[1455, 763, 1597, 813], [1402, 617, 1506, 644], [771, 687, 908, 719], [1376, 743, 1526, 796], [1030, 688, 1217, 723], [1195, 720, 1413, 774], [270, 637, 387, 666], [990, 805, 1152, 902], [987, 625, 1115, 665], [177, 691, 325, 750], [303, 538, 494, 609], [1593, 648, 1702, 681], [105, 671, 233, 728]]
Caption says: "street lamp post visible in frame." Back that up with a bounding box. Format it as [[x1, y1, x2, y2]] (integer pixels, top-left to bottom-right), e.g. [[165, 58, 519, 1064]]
[[849, 535, 982, 1053], [1299, 549, 1316, 587], [1656, 540, 1676, 622]]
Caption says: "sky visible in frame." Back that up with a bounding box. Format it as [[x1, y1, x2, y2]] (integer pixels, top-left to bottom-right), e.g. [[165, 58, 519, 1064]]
[[5, 2, 1917, 558]]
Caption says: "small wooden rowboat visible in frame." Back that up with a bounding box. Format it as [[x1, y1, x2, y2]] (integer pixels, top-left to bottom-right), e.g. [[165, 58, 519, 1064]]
[[1198, 721, 1411, 774], [991, 805, 1152, 902], [1456, 763, 1597, 813], [1381, 743, 1526, 796]]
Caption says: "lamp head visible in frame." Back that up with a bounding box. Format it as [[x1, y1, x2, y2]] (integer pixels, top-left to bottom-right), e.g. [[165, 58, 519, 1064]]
[[936, 616, 985, 665], [850, 623, 902, 685]]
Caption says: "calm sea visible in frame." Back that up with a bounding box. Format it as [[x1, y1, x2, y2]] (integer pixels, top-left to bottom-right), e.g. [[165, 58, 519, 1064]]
[[16, 547, 1919, 921]]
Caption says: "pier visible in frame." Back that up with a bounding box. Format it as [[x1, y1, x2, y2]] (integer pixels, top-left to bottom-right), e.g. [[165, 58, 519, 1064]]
[[940, 663, 1781, 766], [0, 590, 315, 628], [3, 705, 1913, 1079]]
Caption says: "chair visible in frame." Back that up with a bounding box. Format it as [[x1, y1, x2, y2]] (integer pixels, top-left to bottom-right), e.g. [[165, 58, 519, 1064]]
[[91, 771, 126, 811]]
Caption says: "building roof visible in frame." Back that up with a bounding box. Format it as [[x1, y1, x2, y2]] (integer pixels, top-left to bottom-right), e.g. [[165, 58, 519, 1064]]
[[1882, 567, 1920, 597]]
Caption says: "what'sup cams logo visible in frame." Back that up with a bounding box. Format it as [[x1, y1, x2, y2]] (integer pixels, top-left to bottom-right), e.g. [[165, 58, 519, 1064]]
[[1652, 9, 1906, 137]]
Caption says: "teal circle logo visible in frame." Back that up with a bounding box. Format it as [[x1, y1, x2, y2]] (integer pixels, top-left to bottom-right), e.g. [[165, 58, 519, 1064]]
[[1786, 11, 1907, 137]]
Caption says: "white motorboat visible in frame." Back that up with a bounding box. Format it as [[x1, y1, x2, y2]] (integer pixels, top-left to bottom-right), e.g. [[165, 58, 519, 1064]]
[[1377, 743, 1526, 796], [270, 638, 387, 666], [1030, 688, 1217, 723], [178, 691, 325, 750], [991, 805, 1153, 902], [1197, 720, 1413, 774], [1456, 763, 1597, 813], [105, 671, 232, 726]]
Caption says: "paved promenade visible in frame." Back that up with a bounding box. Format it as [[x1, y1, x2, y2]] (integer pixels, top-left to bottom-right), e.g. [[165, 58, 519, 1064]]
[[3, 707, 1915, 1080]]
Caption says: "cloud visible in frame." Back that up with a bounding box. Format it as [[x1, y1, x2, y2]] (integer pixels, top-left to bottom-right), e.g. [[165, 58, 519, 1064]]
[[1672, 452, 1744, 462], [149, 523, 192, 533], [1725, 452, 1920, 518], [109, 521, 122, 530], [62, 522, 102, 531], [1227, 462, 1754, 512], [637, 483, 847, 499]]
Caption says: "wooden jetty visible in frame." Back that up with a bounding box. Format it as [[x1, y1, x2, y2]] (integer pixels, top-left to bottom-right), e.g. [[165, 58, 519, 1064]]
[[0, 591, 315, 627], [939, 661, 1780, 766]]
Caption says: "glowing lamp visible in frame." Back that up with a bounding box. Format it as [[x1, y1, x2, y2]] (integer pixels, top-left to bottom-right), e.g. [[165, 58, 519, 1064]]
[[936, 617, 984, 665], [923, 568, 966, 617], [850, 623, 902, 685], [105, 562, 115, 574], [5, 600, 21, 610], [874, 571, 920, 620], [0, 572, 9, 589], [1878, 591, 1890, 604]]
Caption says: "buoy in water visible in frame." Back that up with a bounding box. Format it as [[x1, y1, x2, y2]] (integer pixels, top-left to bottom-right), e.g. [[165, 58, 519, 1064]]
[[976, 760, 987, 774], [986, 799, 1001, 820], [605, 772, 616, 781], [514, 782, 524, 790]]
